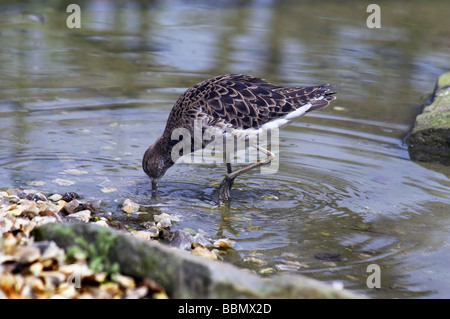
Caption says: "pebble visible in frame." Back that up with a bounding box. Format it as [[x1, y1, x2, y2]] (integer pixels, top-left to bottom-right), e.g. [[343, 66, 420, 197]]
[[133, 231, 152, 241], [18, 200, 40, 217], [66, 210, 91, 223], [192, 246, 217, 260], [25, 193, 47, 202], [169, 230, 193, 251], [92, 217, 110, 228], [111, 273, 135, 289], [122, 199, 139, 214], [133, 228, 160, 240], [153, 213, 180, 223], [192, 233, 213, 248], [259, 267, 275, 274], [156, 219, 172, 229], [243, 256, 267, 266], [48, 194, 62, 202], [146, 226, 159, 238], [82, 200, 102, 213], [60, 199, 80, 215], [0, 187, 230, 299], [213, 238, 235, 249], [61, 192, 79, 202]]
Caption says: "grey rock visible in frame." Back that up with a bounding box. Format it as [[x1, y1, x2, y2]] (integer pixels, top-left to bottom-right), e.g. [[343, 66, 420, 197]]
[[32, 223, 365, 299], [408, 72, 450, 165], [60, 199, 80, 215], [170, 230, 193, 251]]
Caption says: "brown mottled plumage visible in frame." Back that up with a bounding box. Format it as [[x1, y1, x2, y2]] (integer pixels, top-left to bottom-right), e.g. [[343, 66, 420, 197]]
[[143, 74, 336, 203]]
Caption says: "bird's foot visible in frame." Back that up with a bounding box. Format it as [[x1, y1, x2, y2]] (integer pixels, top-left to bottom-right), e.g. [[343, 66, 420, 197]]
[[218, 174, 235, 205]]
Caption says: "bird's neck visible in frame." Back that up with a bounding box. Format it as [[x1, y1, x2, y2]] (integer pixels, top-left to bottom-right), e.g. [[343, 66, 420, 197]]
[[155, 135, 175, 166]]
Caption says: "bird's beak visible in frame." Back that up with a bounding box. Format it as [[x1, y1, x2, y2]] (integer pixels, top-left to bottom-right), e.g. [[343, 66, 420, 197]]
[[151, 178, 158, 195]]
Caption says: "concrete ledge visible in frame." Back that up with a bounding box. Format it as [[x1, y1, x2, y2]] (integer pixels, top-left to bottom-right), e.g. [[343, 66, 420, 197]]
[[408, 72, 450, 165], [32, 223, 364, 299]]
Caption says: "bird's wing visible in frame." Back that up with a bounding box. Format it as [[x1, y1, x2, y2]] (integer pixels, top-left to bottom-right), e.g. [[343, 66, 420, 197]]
[[193, 74, 336, 130]]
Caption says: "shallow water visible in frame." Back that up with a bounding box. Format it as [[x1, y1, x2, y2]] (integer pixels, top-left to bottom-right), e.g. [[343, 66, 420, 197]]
[[1, 0, 449, 298]]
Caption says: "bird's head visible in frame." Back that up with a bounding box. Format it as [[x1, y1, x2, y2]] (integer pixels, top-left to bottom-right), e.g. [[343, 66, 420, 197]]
[[142, 137, 174, 194]]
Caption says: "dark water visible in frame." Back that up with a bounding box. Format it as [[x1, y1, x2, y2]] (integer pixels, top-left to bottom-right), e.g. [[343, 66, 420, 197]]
[[1, 0, 449, 298]]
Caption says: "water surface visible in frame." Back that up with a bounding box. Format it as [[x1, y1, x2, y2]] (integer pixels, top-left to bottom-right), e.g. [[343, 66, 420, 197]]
[[1, 0, 449, 298]]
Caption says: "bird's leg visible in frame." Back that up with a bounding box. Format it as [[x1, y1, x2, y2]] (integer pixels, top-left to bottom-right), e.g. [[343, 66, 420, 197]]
[[225, 162, 234, 189], [226, 162, 233, 174], [218, 146, 275, 204]]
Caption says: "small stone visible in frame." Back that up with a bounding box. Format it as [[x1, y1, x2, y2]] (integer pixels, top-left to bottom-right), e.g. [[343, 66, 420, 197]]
[[62, 192, 79, 202], [34, 241, 65, 262], [38, 207, 62, 220], [40, 271, 66, 290], [169, 230, 193, 251], [18, 200, 40, 217], [243, 256, 267, 266], [156, 219, 172, 229], [29, 262, 44, 276], [111, 273, 135, 289], [66, 210, 91, 223], [122, 199, 139, 214], [15, 245, 41, 263], [159, 229, 171, 239], [59, 263, 94, 278], [13, 217, 34, 235], [55, 283, 78, 298], [133, 231, 152, 241], [126, 286, 149, 299], [213, 238, 235, 249], [93, 217, 110, 228], [0, 217, 13, 234], [99, 282, 121, 296], [259, 267, 275, 274], [153, 213, 180, 223], [141, 221, 156, 229], [60, 199, 80, 215], [22, 276, 46, 298], [48, 194, 63, 202], [56, 201, 67, 210], [192, 233, 213, 248], [33, 216, 59, 227], [82, 200, 102, 213], [3, 205, 23, 217], [192, 246, 217, 260], [6, 188, 25, 197], [25, 192, 47, 202], [147, 226, 159, 238]]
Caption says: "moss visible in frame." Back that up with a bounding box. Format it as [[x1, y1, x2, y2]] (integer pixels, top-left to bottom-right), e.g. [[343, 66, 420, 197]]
[[437, 72, 450, 89], [76, 226, 121, 273], [33, 223, 121, 274], [414, 111, 450, 131], [408, 72, 450, 165]]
